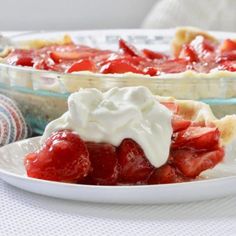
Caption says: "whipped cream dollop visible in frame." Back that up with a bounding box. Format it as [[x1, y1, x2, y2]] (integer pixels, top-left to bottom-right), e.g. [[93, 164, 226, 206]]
[[41, 86, 173, 168]]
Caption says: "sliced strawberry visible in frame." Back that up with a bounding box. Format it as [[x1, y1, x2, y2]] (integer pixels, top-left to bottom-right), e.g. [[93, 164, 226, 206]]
[[99, 54, 144, 67], [50, 51, 93, 63], [179, 44, 199, 62], [190, 36, 216, 56], [142, 67, 158, 76], [172, 115, 191, 132], [119, 39, 143, 57], [6, 50, 34, 67], [171, 148, 224, 178], [217, 51, 236, 62], [48, 61, 75, 73], [66, 59, 97, 73], [142, 48, 168, 60], [218, 60, 236, 72], [157, 58, 189, 73], [15, 56, 34, 66], [148, 164, 189, 184], [85, 142, 119, 185], [100, 59, 144, 74], [93, 51, 117, 65], [160, 101, 179, 113], [192, 60, 217, 73], [118, 139, 154, 184], [172, 126, 220, 150], [220, 39, 236, 52], [25, 130, 90, 182], [33, 56, 55, 70], [99, 55, 157, 75]]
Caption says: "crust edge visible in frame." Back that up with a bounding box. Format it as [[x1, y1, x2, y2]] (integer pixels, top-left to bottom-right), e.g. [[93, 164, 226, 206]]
[[157, 95, 236, 145]]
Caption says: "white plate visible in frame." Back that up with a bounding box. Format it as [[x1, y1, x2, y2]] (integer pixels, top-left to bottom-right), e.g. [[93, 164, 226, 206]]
[[0, 137, 236, 204]]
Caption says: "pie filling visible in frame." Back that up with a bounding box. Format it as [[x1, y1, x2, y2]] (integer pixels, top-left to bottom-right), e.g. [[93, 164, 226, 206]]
[[24, 87, 225, 185], [2, 30, 236, 75]]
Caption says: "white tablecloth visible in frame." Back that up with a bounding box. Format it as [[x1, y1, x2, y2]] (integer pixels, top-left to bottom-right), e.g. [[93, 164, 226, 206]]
[[0, 179, 236, 236]]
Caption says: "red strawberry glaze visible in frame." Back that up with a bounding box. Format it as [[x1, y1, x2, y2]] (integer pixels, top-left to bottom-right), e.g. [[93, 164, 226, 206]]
[[169, 148, 224, 178], [117, 139, 154, 184], [5, 34, 236, 75], [148, 164, 189, 184], [25, 130, 90, 182], [83, 142, 119, 185], [24, 102, 224, 185]]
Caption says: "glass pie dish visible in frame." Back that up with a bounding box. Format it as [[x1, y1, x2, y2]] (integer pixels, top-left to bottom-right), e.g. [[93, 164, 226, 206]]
[[0, 29, 236, 134]]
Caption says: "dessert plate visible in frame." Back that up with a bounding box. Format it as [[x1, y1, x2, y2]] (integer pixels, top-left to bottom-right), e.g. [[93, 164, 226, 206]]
[[0, 137, 236, 204]]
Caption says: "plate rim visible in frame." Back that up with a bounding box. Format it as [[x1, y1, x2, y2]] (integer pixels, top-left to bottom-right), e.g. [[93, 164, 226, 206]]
[[0, 136, 236, 191]]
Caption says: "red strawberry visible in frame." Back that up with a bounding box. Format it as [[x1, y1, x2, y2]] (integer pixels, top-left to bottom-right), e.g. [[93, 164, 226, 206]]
[[33, 56, 55, 70], [50, 51, 93, 63], [218, 60, 236, 72], [218, 51, 236, 62], [160, 101, 179, 113], [118, 139, 154, 184], [142, 48, 168, 60], [6, 49, 34, 67], [171, 115, 191, 132], [170, 148, 224, 178], [119, 39, 143, 57], [179, 44, 199, 62], [190, 36, 216, 57], [148, 164, 189, 184], [172, 126, 220, 150], [142, 67, 158, 76], [220, 39, 236, 52], [66, 59, 96, 73], [25, 130, 90, 182], [100, 59, 144, 74], [84, 142, 119, 185], [157, 58, 189, 73]]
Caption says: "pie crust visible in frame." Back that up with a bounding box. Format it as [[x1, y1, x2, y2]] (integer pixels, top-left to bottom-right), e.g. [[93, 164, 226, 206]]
[[15, 34, 73, 49], [171, 26, 219, 57], [157, 95, 236, 145]]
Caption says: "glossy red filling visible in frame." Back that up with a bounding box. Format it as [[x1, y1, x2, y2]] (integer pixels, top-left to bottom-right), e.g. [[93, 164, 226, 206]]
[[24, 102, 224, 185], [4, 36, 236, 75]]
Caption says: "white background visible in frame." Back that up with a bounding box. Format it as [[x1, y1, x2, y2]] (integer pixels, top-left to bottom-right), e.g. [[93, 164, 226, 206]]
[[0, 0, 157, 30]]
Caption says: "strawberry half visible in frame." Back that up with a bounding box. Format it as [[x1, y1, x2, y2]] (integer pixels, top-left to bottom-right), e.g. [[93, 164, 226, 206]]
[[172, 126, 220, 150], [84, 142, 119, 185], [25, 130, 90, 182], [148, 164, 189, 184], [118, 139, 154, 184], [119, 39, 144, 57], [170, 148, 224, 178]]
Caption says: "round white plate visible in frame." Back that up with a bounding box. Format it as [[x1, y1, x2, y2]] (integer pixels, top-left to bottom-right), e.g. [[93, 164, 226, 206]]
[[0, 137, 236, 204]]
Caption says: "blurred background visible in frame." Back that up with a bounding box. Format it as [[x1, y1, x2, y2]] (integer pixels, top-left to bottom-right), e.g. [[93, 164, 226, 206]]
[[0, 0, 156, 30], [0, 0, 235, 31]]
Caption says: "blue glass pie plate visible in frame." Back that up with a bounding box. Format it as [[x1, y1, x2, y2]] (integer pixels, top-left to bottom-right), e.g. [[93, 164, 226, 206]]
[[0, 29, 236, 134]]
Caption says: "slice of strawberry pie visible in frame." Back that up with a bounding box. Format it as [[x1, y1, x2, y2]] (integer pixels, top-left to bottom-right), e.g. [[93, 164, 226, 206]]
[[24, 87, 236, 185]]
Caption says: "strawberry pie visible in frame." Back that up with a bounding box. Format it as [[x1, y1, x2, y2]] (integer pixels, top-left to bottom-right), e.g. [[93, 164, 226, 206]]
[[24, 87, 236, 185], [1, 27, 236, 76]]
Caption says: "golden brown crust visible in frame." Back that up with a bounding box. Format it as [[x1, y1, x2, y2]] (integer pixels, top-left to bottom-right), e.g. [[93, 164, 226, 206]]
[[0, 47, 13, 59], [16, 34, 73, 49], [213, 116, 236, 144], [157, 95, 236, 145], [0, 34, 74, 59], [171, 26, 219, 57]]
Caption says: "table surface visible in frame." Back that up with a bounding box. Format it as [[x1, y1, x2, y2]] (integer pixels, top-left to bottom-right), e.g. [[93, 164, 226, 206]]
[[0, 179, 236, 236]]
